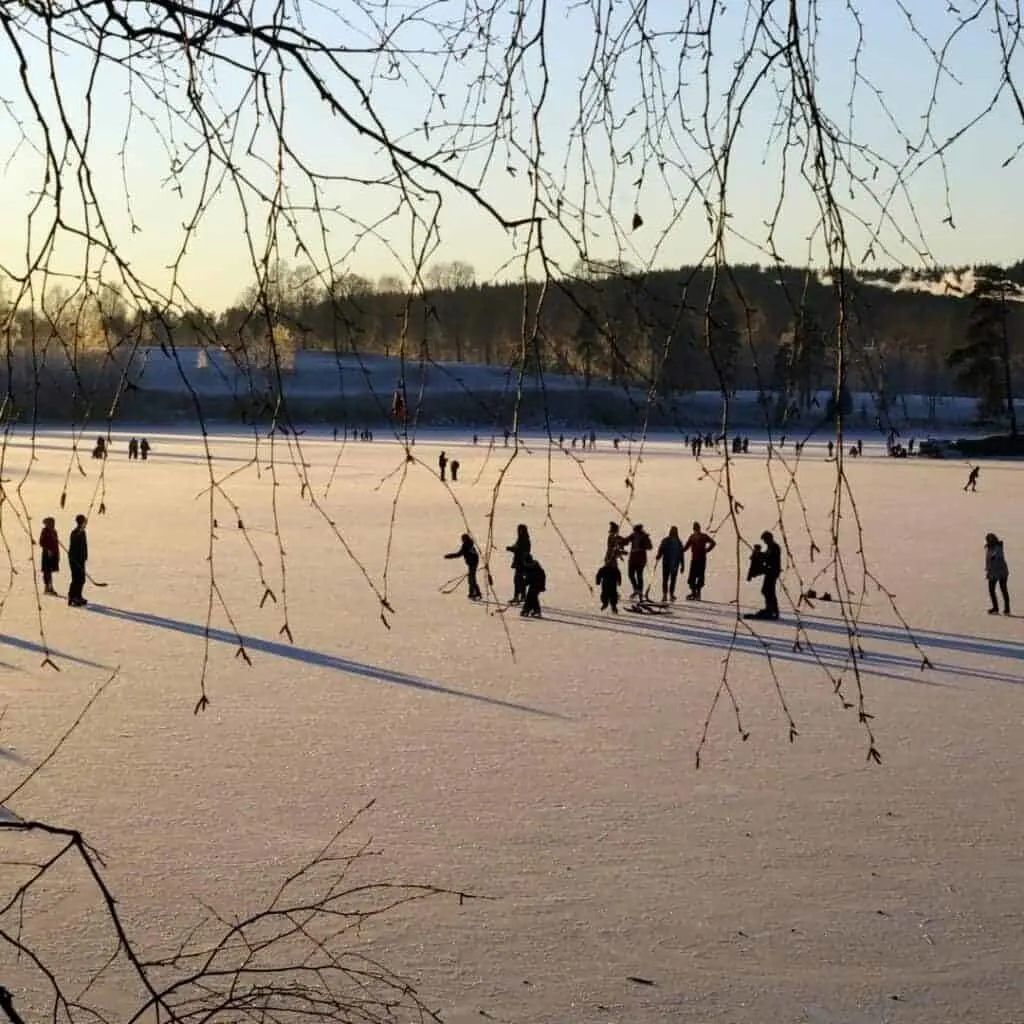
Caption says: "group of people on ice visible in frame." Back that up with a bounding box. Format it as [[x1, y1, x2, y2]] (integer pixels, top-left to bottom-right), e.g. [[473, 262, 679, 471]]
[[597, 521, 718, 612]]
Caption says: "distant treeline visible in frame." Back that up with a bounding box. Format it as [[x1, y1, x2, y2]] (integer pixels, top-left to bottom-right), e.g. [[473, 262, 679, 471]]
[[2, 261, 1021, 427]]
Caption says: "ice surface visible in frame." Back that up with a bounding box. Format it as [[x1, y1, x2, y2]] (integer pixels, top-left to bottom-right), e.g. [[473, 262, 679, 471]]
[[0, 428, 1021, 1023]]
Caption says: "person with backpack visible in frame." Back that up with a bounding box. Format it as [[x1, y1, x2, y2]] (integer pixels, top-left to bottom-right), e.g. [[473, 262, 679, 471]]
[[521, 555, 546, 618], [39, 517, 60, 595], [683, 522, 716, 600], [595, 555, 622, 614], [984, 532, 1011, 615], [626, 524, 653, 599], [654, 525, 685, 602], [444, 533, 482, 600]]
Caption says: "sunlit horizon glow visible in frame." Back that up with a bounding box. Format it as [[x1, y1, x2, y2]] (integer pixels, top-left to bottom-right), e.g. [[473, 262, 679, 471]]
[[0, 1, 1021, 313]]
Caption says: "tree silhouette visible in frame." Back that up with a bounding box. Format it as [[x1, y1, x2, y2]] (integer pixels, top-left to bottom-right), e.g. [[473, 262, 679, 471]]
[[947, 279, 1019, 432]]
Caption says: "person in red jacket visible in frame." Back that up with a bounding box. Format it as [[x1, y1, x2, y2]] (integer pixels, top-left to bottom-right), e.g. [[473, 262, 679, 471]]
[[38, 516, 60, 595], [683, 521, 717, 600]]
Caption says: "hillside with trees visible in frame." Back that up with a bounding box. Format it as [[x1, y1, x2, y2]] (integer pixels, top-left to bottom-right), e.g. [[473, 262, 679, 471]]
[[2, 262, 1021, 428]]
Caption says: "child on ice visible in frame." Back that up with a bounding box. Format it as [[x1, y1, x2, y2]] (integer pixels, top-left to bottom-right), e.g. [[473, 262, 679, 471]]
[[596, 556, 621, 613]]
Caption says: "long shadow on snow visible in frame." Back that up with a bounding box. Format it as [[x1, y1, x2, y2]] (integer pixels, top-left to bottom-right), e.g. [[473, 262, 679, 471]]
[[675, 598, 1024, 663], [0, 633, 112, 672], [87, 605, 562, 719], [545, 606, 1024, 688]]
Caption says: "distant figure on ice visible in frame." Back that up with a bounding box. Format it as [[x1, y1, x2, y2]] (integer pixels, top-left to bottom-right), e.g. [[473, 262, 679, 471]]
[[503, 429, 511, 447], [626, 524, 653, 599], [857, 438, 863, 456], [92, 436, 107, 460], [506, 524, 531, 604], [444, 533, 482, 601], [827, 440, 834, 459], [67, 514, 89, 607], [745, 530, 781, 620], [984, 533, 1010, 616], [140, 437, 151, 460], [521, 555, 546, 618], [438, 450, 448, 482], [595, 556, 621, 614], [655, 525, 685, 602], [39, 516, 60, 596], [450, 458, 460, 482], [473, 433, 479, 445], [964, 466, 979, 492], [683, 522, 716, 601], [742, 436, 750, 454], [128, 437, 139, 460], [589, 429, 597, 450]]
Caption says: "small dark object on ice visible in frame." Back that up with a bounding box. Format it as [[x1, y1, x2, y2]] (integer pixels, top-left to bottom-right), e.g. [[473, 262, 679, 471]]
[[805, 588, 817, 600], [821, 592, 832, 601], [627, 976, 655, 987]]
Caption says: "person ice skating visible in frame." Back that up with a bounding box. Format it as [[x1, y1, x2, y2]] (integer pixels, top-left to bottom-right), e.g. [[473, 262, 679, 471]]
[[450, 459, 460, 482], [745, 530, 781, 620], [626, 524, 653, 599], [128, 437, 139, 460], [964, 466, 979, 492], [605, 521, 629, 563], [67, 514, 89, 607], [445, 533, 482, 600], [595, 556, 622, 613], [506, 524, 532, 604], [683, 521, 716, 600], [520, 555, 546, 618], [655, 525, 685, 602], [140, 437, 151, 460], [984, 532, 1010, 615], [39, 516, 60, 595], [438, 450, 448, 482]]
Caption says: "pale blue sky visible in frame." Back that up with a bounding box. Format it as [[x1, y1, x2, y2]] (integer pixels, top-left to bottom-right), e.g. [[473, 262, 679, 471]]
[[0, 0, 1020, 311]]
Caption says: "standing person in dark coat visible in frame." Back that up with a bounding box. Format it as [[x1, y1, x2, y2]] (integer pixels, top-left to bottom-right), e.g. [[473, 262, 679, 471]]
[[67, 514, 89, 607], [128, 437, 139, 460], [746, 530, 782, 619], [140, 437, 151, 460], [683, 521, 716, 600], [520, 555, 546, 618], [39, 516, 60, 595], [626, 524, 653, 599], [444, 533, 482, 600], [438, 450, 448, 482], [506, 524, 531, 604], [984, 532, 1011, 615], [655, 525, 685, 602], [595, 556, 621, 613], [450, 458, 460, 482]]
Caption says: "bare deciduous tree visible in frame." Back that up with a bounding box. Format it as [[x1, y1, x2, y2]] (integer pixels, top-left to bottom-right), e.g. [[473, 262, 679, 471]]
[[1, 0, 1019, 1015]]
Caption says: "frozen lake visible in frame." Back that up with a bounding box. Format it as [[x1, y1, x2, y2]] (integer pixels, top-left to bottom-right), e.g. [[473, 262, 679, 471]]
[[1, 428, 1022, 1024]]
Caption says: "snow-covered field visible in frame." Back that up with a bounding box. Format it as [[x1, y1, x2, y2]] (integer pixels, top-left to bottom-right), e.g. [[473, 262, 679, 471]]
[[1, 428, 1022, 1024]]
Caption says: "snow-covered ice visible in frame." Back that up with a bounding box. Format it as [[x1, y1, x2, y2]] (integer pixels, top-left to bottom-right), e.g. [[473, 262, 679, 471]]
[[1, 428, 1022, 1023]]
